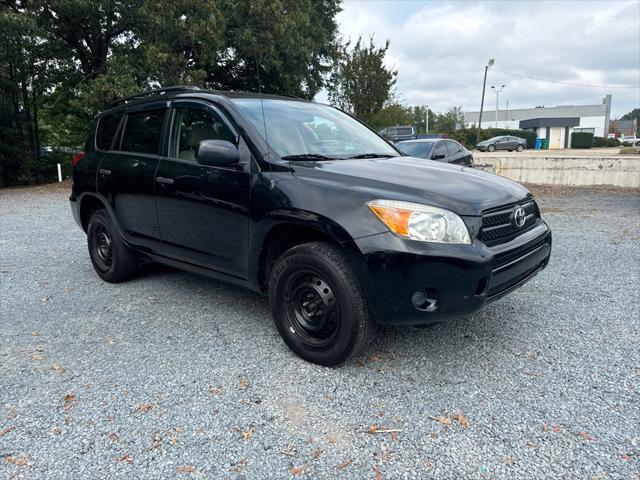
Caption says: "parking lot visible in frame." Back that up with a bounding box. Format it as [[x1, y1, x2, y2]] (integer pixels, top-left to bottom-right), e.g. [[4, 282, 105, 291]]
[[1, 182, 639, 479]]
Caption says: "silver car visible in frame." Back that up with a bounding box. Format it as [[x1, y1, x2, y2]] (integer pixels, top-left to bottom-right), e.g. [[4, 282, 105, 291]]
[[476, 135, 527, 152]]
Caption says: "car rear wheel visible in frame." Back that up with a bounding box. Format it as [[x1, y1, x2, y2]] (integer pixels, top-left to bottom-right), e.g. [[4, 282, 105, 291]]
[[268, 242, 375, 366], [87, 210, 138, 283], [487, 144, 496, 152], [516, 144, 524, 152]]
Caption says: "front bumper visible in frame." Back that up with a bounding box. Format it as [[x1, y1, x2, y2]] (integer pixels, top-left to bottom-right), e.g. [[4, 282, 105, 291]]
[[351, 222, 551, 325]]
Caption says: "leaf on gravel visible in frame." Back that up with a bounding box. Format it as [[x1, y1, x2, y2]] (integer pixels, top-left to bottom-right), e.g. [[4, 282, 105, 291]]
[[52, 362, 65, 374], [452, 413, 468, 429], [0, 426, 15, 437], [108, 432, 119, 443], [241, 428, 254, 440], [311, 448, 324, 459], [31, 353, 44, 361], [390, 432, 399, 442], [177, 465, 196, 473], [369, 353, 384, 362], [373, 464, 383, 480], [152, 433, 162, 449], [16, 455, 28, 466], [368, 425, 402, 434], [116, 453, 133, 464], [428, 415, 451, 426], [31, 331, 40, 336], [209, 387, 222, 396], [551, 425, 562, 433], [578, 431, 594, 441], [239, 378, 250, 390], [51, 427, 61, 435], [337, 459, 353, 469], [136, 403, 155, 413], [64, 394, 76, 402], [290, 465, 305, 475]]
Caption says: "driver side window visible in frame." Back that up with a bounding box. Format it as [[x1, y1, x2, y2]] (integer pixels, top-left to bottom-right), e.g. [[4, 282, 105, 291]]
[[169, 107, 236, 161]]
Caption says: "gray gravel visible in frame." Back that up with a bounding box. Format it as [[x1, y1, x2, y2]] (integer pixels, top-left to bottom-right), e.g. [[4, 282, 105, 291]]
[[1, 183, 639, 479]]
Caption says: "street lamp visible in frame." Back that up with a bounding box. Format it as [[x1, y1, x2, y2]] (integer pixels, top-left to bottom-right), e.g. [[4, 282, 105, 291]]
[[425, 105, 429, 133], [476, 58, 494, 145], [491, 84, 506, 128]]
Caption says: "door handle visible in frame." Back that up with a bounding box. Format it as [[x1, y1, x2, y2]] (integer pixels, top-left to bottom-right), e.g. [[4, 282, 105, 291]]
[[155, 176, 174, 185], [98, 168, 111, 175]]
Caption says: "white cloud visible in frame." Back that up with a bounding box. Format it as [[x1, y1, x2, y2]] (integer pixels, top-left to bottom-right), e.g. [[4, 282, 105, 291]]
[[324, 0, 640, 117]]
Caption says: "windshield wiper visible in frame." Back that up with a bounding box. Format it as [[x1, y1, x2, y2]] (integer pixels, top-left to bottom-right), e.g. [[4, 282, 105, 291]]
[[346, 153, 395, 159], [281, 153, 334, 161]]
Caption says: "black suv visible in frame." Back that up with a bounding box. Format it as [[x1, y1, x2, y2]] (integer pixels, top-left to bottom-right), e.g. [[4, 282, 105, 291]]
[[70, 86, 551, 366]]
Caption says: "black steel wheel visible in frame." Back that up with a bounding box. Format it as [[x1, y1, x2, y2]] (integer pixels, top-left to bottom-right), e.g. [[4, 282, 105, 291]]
[[87, 210, 138, 283], [269, 242, 375, 366]]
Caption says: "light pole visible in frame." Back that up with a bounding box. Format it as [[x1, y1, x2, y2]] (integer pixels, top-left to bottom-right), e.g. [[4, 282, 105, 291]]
[[491, 84, 505, 128], [425, 106, 429, 133], [476, 58, 494, 145]]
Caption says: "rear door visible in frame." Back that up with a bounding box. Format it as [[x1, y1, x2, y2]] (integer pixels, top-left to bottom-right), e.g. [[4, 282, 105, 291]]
[[445, 140, 469, 165], [96, 104, 167, 253], [154, 100, 251, 278]]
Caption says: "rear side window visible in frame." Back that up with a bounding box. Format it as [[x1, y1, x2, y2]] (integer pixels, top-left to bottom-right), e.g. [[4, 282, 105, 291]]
[[96, 112, 123, 150], [120, 109, 165, 154], [445, 140, 462, 155], [397, 127, 412, 135]]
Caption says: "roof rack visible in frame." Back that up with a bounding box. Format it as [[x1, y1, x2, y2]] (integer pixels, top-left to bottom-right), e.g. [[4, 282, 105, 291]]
[[105, 86, 201, 109]]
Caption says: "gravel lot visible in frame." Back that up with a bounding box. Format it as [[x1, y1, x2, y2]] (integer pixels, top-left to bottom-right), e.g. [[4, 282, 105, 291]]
[[1, 182, 639, 479]]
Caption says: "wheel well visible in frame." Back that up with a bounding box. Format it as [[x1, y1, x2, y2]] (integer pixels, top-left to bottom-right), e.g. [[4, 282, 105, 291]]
[[80, 196, 106, 232], [258, 223, 336, 292]]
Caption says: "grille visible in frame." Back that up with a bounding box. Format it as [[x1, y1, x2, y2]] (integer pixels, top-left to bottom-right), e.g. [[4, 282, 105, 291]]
[[480, 200, 539, 245]]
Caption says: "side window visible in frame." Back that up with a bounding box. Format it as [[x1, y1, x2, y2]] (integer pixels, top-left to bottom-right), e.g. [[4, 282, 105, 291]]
[[96, 111, 123, 150], [120, 109, 165, 154], [398, 127, 412, 136], [432, 141, 447, 158], [446, 140, 462, 155], [169, 107, 236, 161]]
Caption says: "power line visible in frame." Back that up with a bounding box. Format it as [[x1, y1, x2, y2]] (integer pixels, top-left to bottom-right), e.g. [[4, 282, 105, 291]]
[[489, 67, 639, 90]]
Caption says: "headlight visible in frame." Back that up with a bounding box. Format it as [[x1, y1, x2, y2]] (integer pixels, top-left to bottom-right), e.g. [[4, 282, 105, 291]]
[[367, 199, 471, 244]]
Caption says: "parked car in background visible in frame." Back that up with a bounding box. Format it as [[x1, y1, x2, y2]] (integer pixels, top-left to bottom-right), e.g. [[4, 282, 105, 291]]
[[476, 135, 527, 152], [396, 138, 473, 167], [379, 125, 417, 142], [416, 133, 448, 139], [620, 135, 640, 146]]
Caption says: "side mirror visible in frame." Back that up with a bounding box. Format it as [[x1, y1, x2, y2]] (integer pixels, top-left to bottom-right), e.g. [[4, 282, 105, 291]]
[[432, 154, 445, 160], [196, 140, 239, 166]]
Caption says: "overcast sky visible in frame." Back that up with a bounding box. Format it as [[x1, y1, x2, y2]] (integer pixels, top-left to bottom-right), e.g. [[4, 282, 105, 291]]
[[317, 0, 640, 118]]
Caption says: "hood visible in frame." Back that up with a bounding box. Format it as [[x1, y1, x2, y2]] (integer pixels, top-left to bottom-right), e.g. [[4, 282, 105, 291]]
[[290, 156, 531, 216]]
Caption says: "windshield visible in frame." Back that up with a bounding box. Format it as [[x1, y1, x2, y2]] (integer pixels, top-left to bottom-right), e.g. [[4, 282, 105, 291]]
[[396, 141, 434, 158], [231, 98, 399, 159]]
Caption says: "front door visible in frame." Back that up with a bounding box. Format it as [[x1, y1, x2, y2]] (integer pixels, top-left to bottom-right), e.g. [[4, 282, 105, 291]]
[[96, 105, 166, 254], [154, 101, 251, 278]]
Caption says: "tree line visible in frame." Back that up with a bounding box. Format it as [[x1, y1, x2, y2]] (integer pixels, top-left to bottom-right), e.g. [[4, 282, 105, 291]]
[[1, 1, 468, 186]]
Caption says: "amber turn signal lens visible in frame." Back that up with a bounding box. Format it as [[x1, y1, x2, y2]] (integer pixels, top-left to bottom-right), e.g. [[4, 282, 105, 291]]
[[368, 204, 412, 236]]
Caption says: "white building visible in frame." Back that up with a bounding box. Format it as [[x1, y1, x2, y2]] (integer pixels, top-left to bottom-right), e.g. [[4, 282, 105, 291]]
[[462, 95, 612, 149]]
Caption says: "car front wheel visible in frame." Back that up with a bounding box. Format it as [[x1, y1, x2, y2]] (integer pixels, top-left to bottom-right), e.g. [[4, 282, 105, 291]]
[[87, 210, 139, 283], [268, 242, 375, 366]]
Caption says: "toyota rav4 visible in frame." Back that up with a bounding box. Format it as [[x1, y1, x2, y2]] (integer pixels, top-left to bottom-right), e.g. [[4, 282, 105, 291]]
[[70, 86, 552, 366]]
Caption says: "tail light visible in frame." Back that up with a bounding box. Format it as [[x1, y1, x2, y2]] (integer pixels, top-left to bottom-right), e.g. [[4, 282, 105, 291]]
[[71, 151, 86, 166]]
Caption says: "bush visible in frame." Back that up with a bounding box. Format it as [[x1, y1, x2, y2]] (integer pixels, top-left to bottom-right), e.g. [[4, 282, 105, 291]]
[[451, 128, 537, 149], [619, 146, 640, 155], [606, 137, 620, 147], [571, 132, 594, 149], [591, 136, 606, 147]]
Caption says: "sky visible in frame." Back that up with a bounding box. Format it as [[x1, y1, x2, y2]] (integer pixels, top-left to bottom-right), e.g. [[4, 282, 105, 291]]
[[317, 0, 640, 118]]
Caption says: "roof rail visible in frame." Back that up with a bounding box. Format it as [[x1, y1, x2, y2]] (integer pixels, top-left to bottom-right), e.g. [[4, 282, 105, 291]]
[[105, 86, 201, 109]]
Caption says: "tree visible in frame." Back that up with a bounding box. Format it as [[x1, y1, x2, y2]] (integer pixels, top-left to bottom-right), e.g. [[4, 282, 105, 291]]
[[621, 108, 640, 134], [368, 101, 412, 131], [327, 36, 396, 124]]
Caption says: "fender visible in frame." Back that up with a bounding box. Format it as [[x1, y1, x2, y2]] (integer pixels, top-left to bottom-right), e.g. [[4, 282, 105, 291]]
[[248, 208, 362, 290], [73, 192, 131, 245]]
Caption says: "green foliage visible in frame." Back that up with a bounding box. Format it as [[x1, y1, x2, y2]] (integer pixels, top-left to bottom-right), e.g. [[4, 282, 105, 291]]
[[619, 146, 640, 155], [620, 108, 640, 134], [0, 0, 342, 185], [591, 136, 606, 147], [571, 132, 594, 149], [367, 102, 413, 131], [606, 137, 620, 147], [451, 128, 537, 149], [327, 36, 397, 124]]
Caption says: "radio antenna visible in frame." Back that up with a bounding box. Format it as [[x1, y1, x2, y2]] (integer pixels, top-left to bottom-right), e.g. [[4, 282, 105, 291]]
[[253, 45, 274, 188]]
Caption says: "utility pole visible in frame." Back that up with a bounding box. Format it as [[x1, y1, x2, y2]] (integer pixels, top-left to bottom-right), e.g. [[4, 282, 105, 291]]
[[491, 84, 505, 128], [425, 106, 429, 133], [476, 59, 494, 145]]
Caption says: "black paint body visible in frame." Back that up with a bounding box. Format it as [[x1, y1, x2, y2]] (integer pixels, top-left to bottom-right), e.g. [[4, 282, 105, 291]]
[[70, 90, 551, 325]]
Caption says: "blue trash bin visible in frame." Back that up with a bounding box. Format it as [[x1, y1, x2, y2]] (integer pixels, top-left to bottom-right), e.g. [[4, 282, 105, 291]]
[[534, 138, 542, 150]]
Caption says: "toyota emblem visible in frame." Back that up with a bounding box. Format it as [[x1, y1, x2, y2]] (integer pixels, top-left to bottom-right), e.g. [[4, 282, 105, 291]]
[[513, 207, 526, 228]]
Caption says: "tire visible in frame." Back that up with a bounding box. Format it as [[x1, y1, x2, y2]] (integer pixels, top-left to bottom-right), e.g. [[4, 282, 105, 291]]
[[487, 144, 495, 152], [516, 144, 524, 152], [87, 210, 138, 283], [268, 242, 375, 366]]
